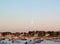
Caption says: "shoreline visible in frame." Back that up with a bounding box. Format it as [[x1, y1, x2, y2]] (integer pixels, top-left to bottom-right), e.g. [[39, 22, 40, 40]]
[[0, 36, 60, 39]]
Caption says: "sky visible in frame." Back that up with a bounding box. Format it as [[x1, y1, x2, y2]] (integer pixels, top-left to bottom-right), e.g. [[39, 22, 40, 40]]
[[0, 0, 60, 32]]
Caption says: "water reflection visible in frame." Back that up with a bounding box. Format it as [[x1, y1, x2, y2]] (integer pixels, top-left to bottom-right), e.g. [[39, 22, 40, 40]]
[[0, 38, 60, 44]]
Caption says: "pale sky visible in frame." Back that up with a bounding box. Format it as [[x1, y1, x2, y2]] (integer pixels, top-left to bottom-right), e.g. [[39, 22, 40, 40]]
[[0, 0, 60, 32]]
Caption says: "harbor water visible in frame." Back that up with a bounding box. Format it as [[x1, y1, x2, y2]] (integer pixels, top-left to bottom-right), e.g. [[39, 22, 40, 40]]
[[0, 38, 60, 44]]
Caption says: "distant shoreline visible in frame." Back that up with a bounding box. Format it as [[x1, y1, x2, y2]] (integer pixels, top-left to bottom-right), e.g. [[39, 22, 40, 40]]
[[0, 31, 60, 39]]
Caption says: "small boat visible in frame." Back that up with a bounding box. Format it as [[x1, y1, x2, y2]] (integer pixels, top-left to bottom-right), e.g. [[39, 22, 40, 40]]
[[1, 38, 5, 40], [33, 38, 44, 43], [53, 38, 60, 42], [20, 38, 29, 43], [45, 38, 53, 41]]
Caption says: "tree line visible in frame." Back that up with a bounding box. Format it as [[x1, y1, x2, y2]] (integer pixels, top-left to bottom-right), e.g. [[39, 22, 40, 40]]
[[0, 31, 60, 38]]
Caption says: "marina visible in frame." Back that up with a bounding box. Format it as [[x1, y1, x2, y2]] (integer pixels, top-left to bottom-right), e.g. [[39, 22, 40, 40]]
[[0, 38, 60, 44]]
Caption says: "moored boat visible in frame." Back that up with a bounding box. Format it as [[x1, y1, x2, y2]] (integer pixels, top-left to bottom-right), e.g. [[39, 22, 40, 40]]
[[33, 38, 44, 43]]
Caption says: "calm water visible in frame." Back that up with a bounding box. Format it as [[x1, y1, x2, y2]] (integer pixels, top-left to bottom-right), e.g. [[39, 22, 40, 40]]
[[0, 38, 60, 44]]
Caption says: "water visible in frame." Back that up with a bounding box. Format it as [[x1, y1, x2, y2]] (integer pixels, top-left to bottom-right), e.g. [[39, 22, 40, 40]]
[[0, 38, 60, 44]]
